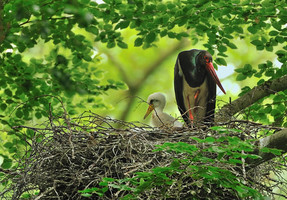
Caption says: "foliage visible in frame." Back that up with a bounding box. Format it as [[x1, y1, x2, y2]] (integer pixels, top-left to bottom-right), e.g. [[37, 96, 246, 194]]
[[0, 0, 287, 199], [0, 0, 286, 127], [78, 127, 269, 199], [1, 0, 129, 171]]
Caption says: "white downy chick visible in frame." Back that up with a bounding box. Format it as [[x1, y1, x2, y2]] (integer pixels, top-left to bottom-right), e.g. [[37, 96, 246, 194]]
[[144, 92, 182, 128]]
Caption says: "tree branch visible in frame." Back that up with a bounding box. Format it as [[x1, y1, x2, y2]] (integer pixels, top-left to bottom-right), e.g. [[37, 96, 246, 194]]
[[100, 49, 133, 88], [247, 128, 287, 170], [133, 40, 188, 91], [100, 39, 189, 122], [216, 74, 287, 122]]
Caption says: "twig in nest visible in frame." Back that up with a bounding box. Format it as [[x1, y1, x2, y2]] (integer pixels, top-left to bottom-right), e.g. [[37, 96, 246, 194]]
[[3, 111, 287, 200]]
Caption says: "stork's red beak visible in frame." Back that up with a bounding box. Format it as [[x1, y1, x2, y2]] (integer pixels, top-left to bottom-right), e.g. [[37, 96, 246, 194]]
[[206, 62, 226, 94]]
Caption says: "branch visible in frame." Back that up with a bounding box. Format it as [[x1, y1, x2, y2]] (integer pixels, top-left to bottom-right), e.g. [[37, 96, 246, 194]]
[[216, 74, 287, 122], [99, 39, 189, 122], [247, 128, 287, 169], [100, 48, 133, 88], [133, 40, 188, 91]]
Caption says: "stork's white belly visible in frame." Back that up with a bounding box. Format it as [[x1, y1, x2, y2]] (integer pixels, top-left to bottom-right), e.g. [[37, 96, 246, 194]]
[[182, 77, 209, 125]]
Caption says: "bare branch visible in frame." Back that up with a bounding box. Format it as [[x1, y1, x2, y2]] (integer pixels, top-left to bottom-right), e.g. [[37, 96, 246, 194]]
[[133, 40, 188, 91], [100, 39, 189, 122], [247, 128, 287, 169], [216, 74, 287, 122]]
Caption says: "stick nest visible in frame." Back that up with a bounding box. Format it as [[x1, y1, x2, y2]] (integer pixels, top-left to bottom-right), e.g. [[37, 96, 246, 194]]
[[2, 111, 287, 199]]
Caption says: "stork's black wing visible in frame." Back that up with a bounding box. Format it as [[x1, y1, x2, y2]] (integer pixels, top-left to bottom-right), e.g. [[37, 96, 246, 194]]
[[205, 74, 217, 125]]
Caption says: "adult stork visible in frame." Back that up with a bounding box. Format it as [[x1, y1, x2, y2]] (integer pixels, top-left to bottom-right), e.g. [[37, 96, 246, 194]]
[[174, 49, 226, 127], [144, 92, 183, 128]]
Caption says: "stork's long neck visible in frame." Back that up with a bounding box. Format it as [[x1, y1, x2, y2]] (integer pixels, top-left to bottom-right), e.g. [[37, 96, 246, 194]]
[[178, 52, 207, 87]]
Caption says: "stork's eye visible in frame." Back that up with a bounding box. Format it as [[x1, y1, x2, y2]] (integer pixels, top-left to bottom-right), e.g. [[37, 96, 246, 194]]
[[150, 99, 157, 104], [204, 56, 210, 63]]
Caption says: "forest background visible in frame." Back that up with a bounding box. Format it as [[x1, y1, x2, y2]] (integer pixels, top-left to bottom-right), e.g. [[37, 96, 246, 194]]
[[0, 0, 287, 199]]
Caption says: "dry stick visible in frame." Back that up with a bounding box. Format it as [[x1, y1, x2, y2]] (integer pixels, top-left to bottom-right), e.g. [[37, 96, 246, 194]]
[[9, 111, 285, 199], [35, 187, 54, 200], [216, 74, 287, 122]]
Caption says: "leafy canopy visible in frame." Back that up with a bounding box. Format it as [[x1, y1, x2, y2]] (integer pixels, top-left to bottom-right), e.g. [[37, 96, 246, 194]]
[[0, 0, 287, 198]]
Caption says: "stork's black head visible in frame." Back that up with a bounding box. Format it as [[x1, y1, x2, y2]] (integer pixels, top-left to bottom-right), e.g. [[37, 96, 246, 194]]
[[177, 49, 226, 94], [197, 51, 212, 68]]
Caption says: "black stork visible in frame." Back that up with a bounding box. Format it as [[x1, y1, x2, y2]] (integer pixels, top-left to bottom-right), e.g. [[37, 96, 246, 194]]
[[174, 49, 226, 127]]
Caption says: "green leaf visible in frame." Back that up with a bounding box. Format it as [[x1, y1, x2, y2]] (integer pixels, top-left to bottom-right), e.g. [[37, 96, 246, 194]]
[[83, 54, 92, 62], [264, 105, 272, 113], [167, 31, 176, 38], [234, 68, 243, 73], [205, 137, 215, 143], [16, 110, 23, 118], [117, 41, 128, 49], [251, 39, 263, 46], [272, 22, 282, 31], [228, 158, 242, 165], [236, 74, 247, 81], [35, 112, 42, 119], [234, 26, 243, 34], [227, 42, 237, 49], [99, 181, 108, 186], [256, 45, 264, 51], [266, 45, 273, 52], [270, 149, 282, 156], [275, 36, 285, 43], [265, 68, 274, 77], [1, 158, 12, 169], [160, 29, 168, 37], [4, 89, 12, 97], [218, 45, 227, 52], [211, 146, 225, 153], [247, 26, 257, 34], [243, 64, 252, 71], [79, 187, 99, 193], [4, 142, 13, 149], [145, 32, 156, 43], [179, 32, 189, 37], [81, 193, 92, 197], [0, 103, 7, 111], [270, 109, 280, 116], [215, 57, 227, 66], [134, 38, 143, 47], [102, 177, 115, 182], [269, 30, 279, 36], [14, 54, 22, 62], [115, 21, 130, 30], [107, 41, 116, 48], [275, 50, 286, 57], [18, 43, 26, 52], [86, 26, 99, 35], [261, 148, 282, 156]]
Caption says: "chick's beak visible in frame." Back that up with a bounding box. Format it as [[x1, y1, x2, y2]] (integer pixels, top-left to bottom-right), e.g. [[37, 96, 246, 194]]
[[144, 104, 154, 119]]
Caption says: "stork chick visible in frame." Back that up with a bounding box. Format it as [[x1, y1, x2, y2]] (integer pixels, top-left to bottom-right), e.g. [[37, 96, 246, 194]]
[[144, 92, 183, 128]]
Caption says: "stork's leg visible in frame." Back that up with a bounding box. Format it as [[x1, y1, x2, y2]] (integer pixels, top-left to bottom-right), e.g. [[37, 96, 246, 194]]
[[186, 95, 194, 122], [194, 89, 200, 113]]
